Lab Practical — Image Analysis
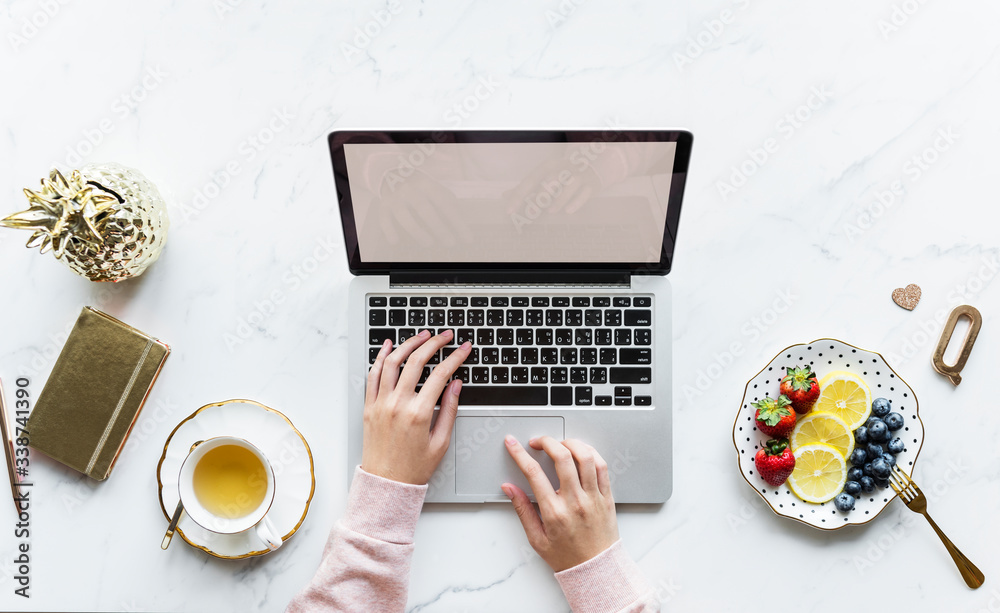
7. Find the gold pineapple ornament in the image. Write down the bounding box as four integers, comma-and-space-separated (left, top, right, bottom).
1, 163, 169, 282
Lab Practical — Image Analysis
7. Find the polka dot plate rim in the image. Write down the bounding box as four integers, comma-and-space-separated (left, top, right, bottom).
733, 338, 925, 531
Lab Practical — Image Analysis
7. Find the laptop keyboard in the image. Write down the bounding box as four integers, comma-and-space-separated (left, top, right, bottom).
367, 294, 654, 407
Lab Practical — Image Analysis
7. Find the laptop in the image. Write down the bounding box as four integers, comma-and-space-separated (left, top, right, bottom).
329, 129, 692, 503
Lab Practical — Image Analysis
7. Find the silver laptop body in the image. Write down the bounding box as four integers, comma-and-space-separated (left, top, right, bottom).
330, 129, 692, 503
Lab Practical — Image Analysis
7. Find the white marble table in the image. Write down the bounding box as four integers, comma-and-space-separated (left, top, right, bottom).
2, 0, 999, 611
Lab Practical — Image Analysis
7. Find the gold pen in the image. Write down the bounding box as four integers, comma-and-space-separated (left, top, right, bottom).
0, 378, 22, 514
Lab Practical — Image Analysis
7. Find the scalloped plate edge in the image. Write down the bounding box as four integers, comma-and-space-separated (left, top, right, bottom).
732, 338, 926, 531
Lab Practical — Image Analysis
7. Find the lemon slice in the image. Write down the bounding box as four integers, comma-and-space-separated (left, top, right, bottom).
791, 413, 855, 459
814, 371, 872, 430
787, 443, 847, 503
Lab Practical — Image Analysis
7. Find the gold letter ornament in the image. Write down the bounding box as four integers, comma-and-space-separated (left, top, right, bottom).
931, 305, 982, 386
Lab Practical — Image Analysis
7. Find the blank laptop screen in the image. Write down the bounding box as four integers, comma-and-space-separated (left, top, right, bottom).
341, 140, 677, 264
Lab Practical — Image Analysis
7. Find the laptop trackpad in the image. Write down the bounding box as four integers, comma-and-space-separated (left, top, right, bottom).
455, 416, 564, 498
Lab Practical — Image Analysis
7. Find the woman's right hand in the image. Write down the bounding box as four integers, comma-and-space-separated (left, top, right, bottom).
502, 436, 620, 572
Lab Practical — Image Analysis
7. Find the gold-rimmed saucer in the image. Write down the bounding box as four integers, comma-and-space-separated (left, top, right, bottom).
157, 399, 315, 558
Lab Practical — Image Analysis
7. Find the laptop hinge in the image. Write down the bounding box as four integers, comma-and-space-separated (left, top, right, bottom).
389, 270, 631, 287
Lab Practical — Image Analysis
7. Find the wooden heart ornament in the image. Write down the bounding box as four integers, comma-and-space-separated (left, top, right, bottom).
891, 284, 921, 310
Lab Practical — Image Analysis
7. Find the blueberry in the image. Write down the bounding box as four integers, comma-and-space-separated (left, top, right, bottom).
860, 476, 876, 493
884, 412, 904, 431
867, 442, 885, 458
849, 448, 867, 466
869, 420, 890, 442
834, 493, 856, 512
854, 426, 869, 445
881, 452, 896, 467
844, 480, 862, 496
887, 437, 905, 454
871, 397, 891, 417
865, 416, 884, 430
875, 477, 890, 489
848, 467, 864, 482
863, 462, 874, 477
871, 457, 890, 479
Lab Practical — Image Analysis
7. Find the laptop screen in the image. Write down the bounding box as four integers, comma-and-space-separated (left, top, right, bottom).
329, 130, 692, 274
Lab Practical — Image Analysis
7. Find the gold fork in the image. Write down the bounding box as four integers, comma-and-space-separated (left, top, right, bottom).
888, 464, 984, 588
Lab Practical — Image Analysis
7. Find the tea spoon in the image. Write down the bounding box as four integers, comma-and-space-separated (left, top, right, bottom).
160, 501, 184, 550
161, 441, 203, 551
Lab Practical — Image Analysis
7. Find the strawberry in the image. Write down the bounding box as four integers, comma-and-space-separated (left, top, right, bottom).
780, 365, 820, 414
752, 395, 796, 438
754, 438, 796, 486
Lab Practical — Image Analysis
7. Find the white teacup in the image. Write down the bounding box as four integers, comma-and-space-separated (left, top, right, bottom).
178, 436, 282, 551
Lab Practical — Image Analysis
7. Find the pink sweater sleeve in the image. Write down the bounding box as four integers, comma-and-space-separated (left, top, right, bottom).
555, 540, 660, 613
285, 467, 427, 613
286, 468, 658, 613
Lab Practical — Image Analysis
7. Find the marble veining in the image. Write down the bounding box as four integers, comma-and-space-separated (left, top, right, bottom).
1, 0, 999, 611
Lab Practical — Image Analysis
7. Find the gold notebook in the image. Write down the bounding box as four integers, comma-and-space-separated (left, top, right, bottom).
28, 307, 169, 480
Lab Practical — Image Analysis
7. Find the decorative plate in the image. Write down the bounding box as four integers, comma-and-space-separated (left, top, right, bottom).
733, 339, 924, 530
157, 399, 315, 558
